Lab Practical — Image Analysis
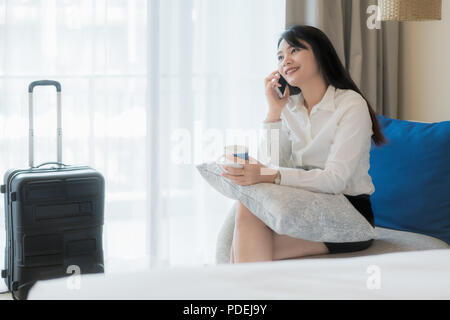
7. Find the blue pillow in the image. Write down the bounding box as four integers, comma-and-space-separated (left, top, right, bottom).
369, 115, 450, 245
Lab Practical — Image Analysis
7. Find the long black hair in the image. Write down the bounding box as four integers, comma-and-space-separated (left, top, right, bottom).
278, 24, 387, 147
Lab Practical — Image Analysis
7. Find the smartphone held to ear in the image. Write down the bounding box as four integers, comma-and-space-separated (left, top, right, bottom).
275, 74, 288, 99
274, 74, 301, 98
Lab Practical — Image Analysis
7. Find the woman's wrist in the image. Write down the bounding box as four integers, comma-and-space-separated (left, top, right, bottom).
265, 111, 281, 122
260, 168, 279, 184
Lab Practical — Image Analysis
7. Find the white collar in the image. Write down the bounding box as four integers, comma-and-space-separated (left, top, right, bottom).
286, 85, 336, 113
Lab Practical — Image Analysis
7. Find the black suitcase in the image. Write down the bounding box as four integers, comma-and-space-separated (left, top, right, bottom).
1, 80, 105, 300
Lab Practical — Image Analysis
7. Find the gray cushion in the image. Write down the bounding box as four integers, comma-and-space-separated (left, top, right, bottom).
216, 202, 450, 264
197, 161, 378, 243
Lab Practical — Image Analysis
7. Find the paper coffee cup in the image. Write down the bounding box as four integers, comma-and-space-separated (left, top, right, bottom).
224, 145, 249, 160
216, 145, 249, 174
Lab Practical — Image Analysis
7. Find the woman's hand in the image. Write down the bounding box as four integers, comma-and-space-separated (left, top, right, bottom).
221, 155, 279, 186
264, 70, 290, 120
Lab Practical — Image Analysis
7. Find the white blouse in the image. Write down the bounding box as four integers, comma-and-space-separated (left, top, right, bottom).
258, 84, 375, 196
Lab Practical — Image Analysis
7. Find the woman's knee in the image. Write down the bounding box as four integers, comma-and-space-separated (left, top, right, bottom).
235, 202, 252, 225
235, 201, 269, 230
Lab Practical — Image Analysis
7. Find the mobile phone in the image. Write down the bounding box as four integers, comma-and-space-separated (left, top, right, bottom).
275, 74, 288, 99
275, 75, 302, 98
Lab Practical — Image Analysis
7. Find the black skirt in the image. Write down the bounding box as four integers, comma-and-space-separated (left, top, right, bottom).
323, 194, 375, 254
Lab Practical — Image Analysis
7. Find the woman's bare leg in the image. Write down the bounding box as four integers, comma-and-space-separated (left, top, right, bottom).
231, 201, 329, 263
230, 239, 235, 263
233, 201, 274, 263
272, 233, 329, 260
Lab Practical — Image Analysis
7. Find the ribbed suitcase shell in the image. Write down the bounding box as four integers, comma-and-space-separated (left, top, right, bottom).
2, 166, 105, 299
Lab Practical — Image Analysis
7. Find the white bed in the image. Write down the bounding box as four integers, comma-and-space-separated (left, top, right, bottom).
28, 248, 450, 300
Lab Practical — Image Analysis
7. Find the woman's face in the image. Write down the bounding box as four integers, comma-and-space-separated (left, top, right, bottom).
277, 38, 320, 87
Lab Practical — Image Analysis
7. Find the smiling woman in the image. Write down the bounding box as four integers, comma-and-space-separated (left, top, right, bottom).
226, 24, 388, 263
277, 40, 318, 91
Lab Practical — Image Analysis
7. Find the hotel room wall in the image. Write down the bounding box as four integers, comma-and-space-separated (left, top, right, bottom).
399, 0, 450, 122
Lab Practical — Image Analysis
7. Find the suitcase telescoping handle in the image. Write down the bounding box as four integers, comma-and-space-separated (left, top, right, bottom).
28, 80, 62, 168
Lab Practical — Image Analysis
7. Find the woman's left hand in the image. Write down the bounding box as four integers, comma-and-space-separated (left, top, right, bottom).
221, 155, 278, 186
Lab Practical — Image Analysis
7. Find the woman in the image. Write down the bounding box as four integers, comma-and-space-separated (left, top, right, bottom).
221, 25, 387, 263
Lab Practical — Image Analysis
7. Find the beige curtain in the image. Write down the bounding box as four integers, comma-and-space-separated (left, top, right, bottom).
285, 0, 399, 118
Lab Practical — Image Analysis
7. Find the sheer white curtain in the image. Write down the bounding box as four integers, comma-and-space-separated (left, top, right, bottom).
0, 0, 148, 277
0, 0, 285, 275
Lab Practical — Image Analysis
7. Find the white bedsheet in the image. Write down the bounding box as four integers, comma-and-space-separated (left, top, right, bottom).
28, 248, 450, 300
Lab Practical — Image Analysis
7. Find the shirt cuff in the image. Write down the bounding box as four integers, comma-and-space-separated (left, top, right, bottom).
277, 166, 300, 187
262, 119, 282, 129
